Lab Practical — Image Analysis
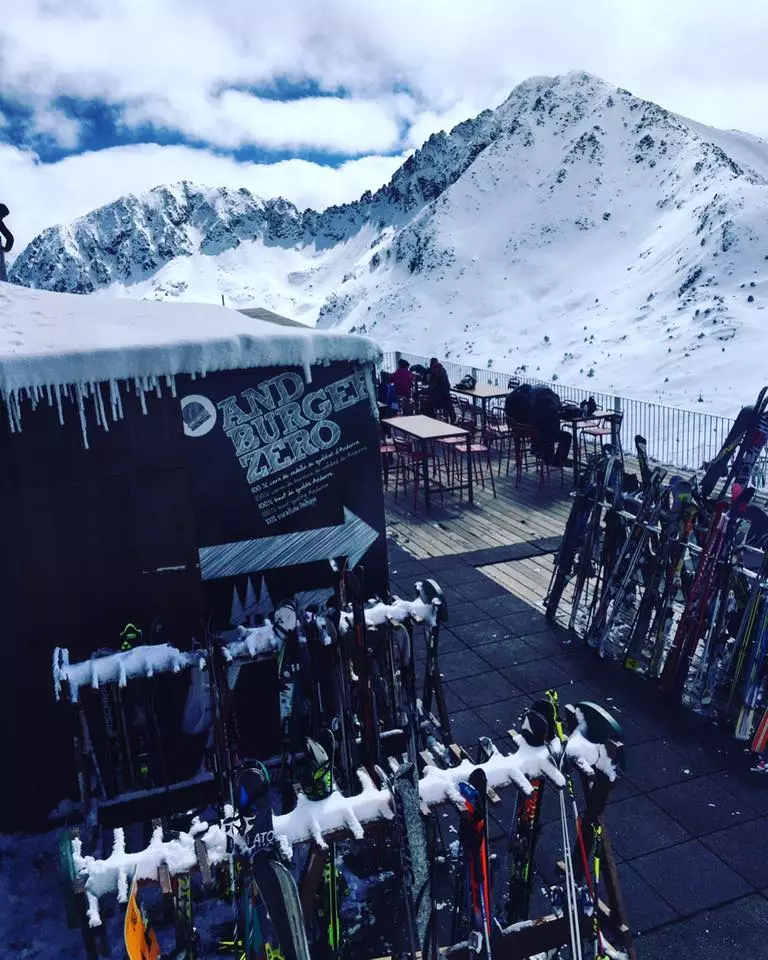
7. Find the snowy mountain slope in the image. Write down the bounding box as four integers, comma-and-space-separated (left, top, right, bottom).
10, 72, 768, 412
327, 73, 768, 409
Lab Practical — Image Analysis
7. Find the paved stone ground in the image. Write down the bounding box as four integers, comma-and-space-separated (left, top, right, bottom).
388, 540, 768, 960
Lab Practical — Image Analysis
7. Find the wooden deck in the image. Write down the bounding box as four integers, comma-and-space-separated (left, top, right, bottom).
385, 462, 572, 559
385, 459, 573, 615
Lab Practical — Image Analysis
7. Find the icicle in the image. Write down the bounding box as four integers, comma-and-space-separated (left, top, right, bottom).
54, 384, 64, 426
93, 385, 102, 429
136, 377, 148, 416
75, 383, 90, 449
166, 374, 177, 398
110, 378, 124, 421
118, 660, 127, 687
91, 660, 99, 690
45, 384, 52, 407
302, 348, 313, 385
95, 382, 109, 432
153, 375, 162, 399
11, 391, 22, 433
4, 391, 17, 433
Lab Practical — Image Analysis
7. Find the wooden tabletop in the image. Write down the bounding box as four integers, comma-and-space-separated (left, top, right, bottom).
451, 383, 511, 399
388, 415, 469, 441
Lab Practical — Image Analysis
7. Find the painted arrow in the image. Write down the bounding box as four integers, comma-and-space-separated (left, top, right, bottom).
198, 507, 379, 582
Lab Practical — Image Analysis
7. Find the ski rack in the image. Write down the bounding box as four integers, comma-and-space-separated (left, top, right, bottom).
61, 732, 567, 925
52, 625, 287, 829
59, 724, 634, 960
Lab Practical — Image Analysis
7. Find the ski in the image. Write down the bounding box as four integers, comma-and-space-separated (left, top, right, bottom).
545, 451, 606, 621
622, 478, 693, 672
304, 735, 342, 958
458, 768, 494, 958
393, 760, 433, 952
634, 434, 651, 490
502, 703, 552, 925
346, 566, 380, 774
586, 468, 666, 653
660, 485, 753, 699
375, 764, 420, 959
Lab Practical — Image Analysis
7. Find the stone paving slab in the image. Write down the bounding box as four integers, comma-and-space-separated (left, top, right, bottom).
402, 544, 768, 958
638, 895, 768, 960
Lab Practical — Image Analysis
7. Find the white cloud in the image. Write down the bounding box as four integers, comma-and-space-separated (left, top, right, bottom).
29, 106, 81, 149
5, 0, 768, 157
0, 141, 406, 254
4, 0, 768, 256
122, 91, 414, 154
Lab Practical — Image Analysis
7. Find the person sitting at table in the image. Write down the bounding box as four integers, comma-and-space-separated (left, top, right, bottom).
378, 371, 399, 420
422, 357, 456, 423
391, 358, 415, 414
530, 385, 572, 466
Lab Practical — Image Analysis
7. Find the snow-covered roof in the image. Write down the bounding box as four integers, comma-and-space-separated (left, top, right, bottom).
0, 282, 380, 398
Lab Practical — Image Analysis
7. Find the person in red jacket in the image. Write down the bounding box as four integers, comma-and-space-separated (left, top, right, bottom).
391, 359, 414, 413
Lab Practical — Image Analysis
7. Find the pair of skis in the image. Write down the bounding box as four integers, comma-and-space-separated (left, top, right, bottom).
546, 447, 622, 623
221, 762, 311, 960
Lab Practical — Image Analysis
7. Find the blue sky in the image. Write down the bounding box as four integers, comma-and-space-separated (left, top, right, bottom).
2, 1, 768, 254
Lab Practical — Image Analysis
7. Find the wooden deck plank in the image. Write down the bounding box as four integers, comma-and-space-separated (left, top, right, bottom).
384, 462, 573, 560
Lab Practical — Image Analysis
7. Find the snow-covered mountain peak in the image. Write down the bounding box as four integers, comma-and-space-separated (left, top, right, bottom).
9, 73, 768, 412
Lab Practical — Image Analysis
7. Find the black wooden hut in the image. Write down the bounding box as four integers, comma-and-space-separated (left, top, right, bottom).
0, 282, 386, 826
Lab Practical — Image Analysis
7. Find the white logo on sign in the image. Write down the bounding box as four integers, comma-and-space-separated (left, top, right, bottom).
181, 394, 217, 437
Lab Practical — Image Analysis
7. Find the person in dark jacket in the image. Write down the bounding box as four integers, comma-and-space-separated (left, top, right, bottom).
423, 357, 455, 422
530, 386, 571, 465
505, 383, 534, 425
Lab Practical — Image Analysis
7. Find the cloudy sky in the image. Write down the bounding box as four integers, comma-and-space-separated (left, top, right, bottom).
2, 0, 767, 253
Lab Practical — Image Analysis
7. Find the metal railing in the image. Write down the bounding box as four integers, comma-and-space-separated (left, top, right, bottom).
382, 349, 767, 486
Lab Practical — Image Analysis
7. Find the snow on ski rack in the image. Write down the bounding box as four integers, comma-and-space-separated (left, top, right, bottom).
53, 643, 200, 701
53, 624, 287, 701
65, 733, 566, 924
339, 589, 440, 633
0, 282, 380, 445
71, 819, 227, 926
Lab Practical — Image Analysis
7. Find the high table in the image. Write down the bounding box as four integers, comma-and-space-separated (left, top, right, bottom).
388, 415, 471, 509
451, 383, 511, 428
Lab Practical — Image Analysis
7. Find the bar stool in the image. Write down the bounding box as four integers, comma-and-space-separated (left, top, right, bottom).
380, 440, 397, 487
482, 408, 513, 476
507, 422, 547, 488
449, 428, 496, 498
580, 411, 624, 461
393, 436, 439, 506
